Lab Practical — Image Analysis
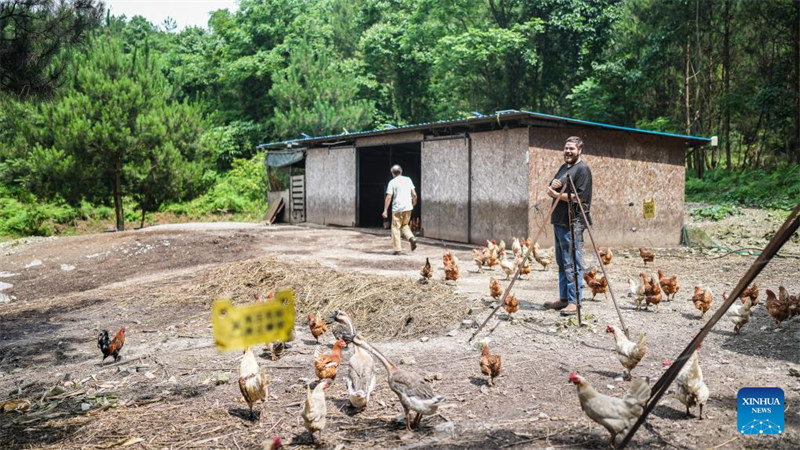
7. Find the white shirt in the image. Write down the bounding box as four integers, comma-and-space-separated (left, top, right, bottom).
386, 176, 415, 213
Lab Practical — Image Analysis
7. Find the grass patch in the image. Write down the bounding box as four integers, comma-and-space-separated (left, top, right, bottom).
686, 165, 800, 210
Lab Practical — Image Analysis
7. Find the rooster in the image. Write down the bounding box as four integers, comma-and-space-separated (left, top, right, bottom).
724, 292, 753, 334
489, 277, 502, 299
314, 340, 346, 380
480, 343, 502, 387
638, 247, 655, 266
657, 269, 679, 301
97, 326, 125, 363
599, 247, 613, 266
569, 373, 650, 448
503, 293, 519, 315
674, 346, 709, 420
690, 286, 713, 319
302, 379, 331, 445
308, 314, 328, 343
420, 257, 433, 283
239, 346, 270, 419
606, 325, 647, 380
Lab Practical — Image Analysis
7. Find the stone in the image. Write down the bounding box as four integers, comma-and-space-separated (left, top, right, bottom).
447, 330, 458, 337
80, 403, 91, 411
420, 336, 429, 343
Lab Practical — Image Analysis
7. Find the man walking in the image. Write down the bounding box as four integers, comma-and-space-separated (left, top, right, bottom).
382, 165, 418, 255
543, 136, 593, 316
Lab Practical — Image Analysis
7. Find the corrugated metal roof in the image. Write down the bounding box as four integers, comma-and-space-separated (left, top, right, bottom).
258, 109, 712, 149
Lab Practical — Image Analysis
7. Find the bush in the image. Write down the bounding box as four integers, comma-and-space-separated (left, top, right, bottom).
686, 165, 800, 210
0, 194, 77, 236
690, 204, 742, 221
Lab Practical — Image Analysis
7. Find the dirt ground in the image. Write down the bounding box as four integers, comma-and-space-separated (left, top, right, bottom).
1, 206, 799, 449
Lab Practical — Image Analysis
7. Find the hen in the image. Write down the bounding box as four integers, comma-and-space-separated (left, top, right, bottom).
420, 257, 433, 283
638, 247, 655, 266
641, 273, 662, 312
517, 255, 532, 279
657, 269, 679, 301
606, 325, 647, 380
499, 255, 515, 280
532, 242, 552, 271
781, 286, 800, 318
569, 373, 650, 448
301, 379, 331, 445
308, 314, 328, 343
314, 340, 346, 380
347, 344, 376, 409
239, 347, 270, 419
503, 292, 519, 315
584, 267, 609, 301
511, 237, 522, 257
724, 292, 753, 334
443, 250, 460, 281
690, 286, 713, 320
599, 247, 613, 266
97, 326, 125, 363
489, 277, 503, 300
740, 282, 759, 307
674, 347, 709, 420
765, 288, 794, 326
480, 343, 502, 387
627, 276, 645, 311
256, 291, 287, 360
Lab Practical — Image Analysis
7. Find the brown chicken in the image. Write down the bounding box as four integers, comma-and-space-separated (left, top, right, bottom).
302, 379, 331, 445
239, 346, 270, 419
489, 277, 502, 299
657, 269, 680, 301
599, 247, 613, 265
740, 282, 759, 307
420, 257, 433, 282
308, 314, 328, 343
97, 326, 125, 363
480, 343, 502, 387
584, 267, 609, 301
473, 247, 489, 273
503, 292, 519, 314
314, 340, 346, 380
765, 289, 792, 326
691, 286, 713, 319
443, 250, 460, 281
517, 255, 532, 279
638, 247, 655, 266
784, 287, 800, 317
569, 373, 650, 448
642, 273, 662, 312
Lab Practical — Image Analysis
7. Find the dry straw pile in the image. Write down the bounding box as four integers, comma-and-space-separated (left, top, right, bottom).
186, 257, 469, 339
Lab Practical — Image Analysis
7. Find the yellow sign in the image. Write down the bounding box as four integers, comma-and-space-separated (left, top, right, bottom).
212, 289, 296, 352
643, 198, 656, 219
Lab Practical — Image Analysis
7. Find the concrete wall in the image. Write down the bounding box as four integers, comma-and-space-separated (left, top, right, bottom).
528, 128, 686, 247
421, 137, 469, 242
306, 146, 356, 226
470, 128, 529, 244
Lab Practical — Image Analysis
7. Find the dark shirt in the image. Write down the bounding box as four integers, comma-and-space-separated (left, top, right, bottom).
550, 160, 593, 227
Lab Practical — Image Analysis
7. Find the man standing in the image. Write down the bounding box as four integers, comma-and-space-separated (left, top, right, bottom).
382, 165, 418, 255
543, 136, 593, 316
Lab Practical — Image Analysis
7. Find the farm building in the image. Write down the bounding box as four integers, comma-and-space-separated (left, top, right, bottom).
259, 110, 710, 247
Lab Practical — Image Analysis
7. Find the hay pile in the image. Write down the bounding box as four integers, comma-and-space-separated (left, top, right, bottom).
185, 257, 469, 339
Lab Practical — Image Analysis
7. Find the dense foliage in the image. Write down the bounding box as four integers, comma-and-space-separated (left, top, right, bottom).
1, 0, 799, 237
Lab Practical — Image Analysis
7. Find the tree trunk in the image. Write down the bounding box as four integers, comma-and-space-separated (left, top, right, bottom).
114, 157, 124, 231
685, 34, 701, 178
723, 0, 732, 169
140, 206, 146, 229
795, 0, 800, 164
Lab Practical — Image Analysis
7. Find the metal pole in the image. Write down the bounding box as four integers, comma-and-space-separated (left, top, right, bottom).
566, 175, 581, 326
566, 176, 629, 338
618, 201, 800, 449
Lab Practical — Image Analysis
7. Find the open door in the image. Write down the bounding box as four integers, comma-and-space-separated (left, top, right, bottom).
421, 137, 470, 242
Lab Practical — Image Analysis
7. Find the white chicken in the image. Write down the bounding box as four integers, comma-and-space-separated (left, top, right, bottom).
239, 347, 270, 419
347, 344, 377, 409
627, 276, 645, 310
499, 254, 515, 280
301, 379, 331, 445
674, 350, 709, 420
569, 372, 650, 448
724, 292, 753, 334
606, 326, 647, 380
511, 237, 522, 257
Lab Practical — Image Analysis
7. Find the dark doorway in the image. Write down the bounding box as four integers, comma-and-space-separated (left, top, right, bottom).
357, 143, 421, 227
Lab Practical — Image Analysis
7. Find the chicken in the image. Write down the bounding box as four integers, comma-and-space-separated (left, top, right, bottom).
97, 326, 125, 363
740, 282, 759, 307
657, 269, 679, 301
472, 248, 488, 273
690, 286, 713, 320
498, 239, 507, 256
511, 237, 522, 257
480, 343, 502, 387
239, 346, 270, 419
674, 347, 709, 419
585, 267, 609, 301
517, 255, 532, 279
262, 436, 283, 450
308, 314, 328, 343
627, 276, 645, 311
569, 373, 651, 448
765, 288, 792, 326
420, 257, 433, 283
724, 291, 753, 334
641, 273, 662, 312
781, 286, 800, 317
532, 242, 552, 271
314, 340, 346, 380
443, 250, 460, 281
599, 247, 613, 266
638, 247, 655, 266
347, 344, 376, 409
254, 291, 286, 360
489, 277, 503, 299
499, 255, 515, 280
503, 292, 519, 315
606, 325, 647, 380
301, 379, 331, 445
